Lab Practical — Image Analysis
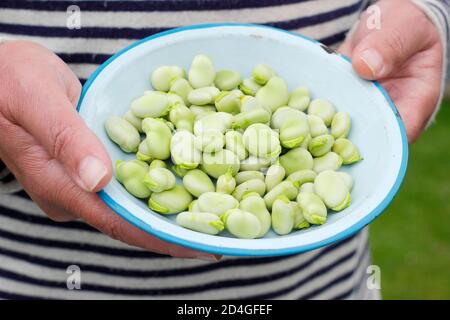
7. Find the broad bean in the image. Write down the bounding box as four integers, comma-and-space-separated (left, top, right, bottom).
116, 160, 151, 199
183, 169, 215, 197
297, 192, 327, 225
271, 196, 295, 235
314, 170, 351, 211
239, 192, 271, 238
197, 192, 239, 215
176, 211, 224, 235
188, 54, 215, 88
105, 115, 141, 153
148, 184, 193, 214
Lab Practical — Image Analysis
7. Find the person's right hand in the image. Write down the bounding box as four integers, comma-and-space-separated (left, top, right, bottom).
0, 40, 218, 261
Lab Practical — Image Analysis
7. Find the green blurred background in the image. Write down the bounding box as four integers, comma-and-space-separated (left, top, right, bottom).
370, 99, 450, 299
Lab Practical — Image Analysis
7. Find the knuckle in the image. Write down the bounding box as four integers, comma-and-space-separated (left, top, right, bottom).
101, 217, 126, 242
386, 30, 406, 58
51, 125, 75, 160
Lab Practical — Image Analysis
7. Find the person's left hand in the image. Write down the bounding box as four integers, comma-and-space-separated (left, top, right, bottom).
339, 0, 443, 143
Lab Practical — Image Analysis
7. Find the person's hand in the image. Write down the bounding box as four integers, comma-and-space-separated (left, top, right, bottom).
339, 0, 443, 143
0, 40, 218, 261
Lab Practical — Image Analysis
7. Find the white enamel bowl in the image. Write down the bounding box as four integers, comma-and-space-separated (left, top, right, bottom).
77, 24, 408, 256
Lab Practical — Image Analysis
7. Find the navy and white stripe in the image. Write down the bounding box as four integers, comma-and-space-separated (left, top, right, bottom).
1, 0, 447, 300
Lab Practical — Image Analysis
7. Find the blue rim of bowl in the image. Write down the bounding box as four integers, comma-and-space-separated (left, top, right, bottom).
76, 23, 408, 257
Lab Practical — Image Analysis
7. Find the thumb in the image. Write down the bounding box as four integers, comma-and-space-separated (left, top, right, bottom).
351, 10, 431, 80
13, 85, 113, 192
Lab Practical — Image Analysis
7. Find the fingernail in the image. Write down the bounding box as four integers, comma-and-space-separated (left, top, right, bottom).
360, 49, 384, 77
197, 254, 222, 262
78, 156, 108, 191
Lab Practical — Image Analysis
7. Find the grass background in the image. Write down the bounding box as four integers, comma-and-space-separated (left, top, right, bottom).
370, 100, 450, 299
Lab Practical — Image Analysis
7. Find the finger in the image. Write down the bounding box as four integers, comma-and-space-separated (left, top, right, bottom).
9, 81, 112, 193
0, 118, 76, 222
351, 2, 435, 80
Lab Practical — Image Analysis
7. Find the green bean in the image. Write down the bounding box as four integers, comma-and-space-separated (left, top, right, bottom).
143, 167, 176, 192
299, 182, 315, 193
214, 70, 241, 91
148, 184, 193, 214
194, 112, 233, 136
235, 171, 265, 185
123, 110, 143, 133
131, 91, 170, 118
308, 134, 335, 157
271, 195, 295, 235
331, 111, 351, 139
264, 180, 298, 210
265, 163, 285, 192
171, 130, 202, 169
197, 192, 239, 216
232, 178, 266, 201
224, 131, 248, 161
201, 149, 240, 179
291, 201, 310, 230
286, 169, 317, 188
115, 160, 151, 199
183, 169, 215, 197
307, 115, 328, 137
280, 116, 310, 148
270, 106, 307, 130
243, 123, 281, 159
222, 208, 261, 239
279, 147, 314, 176
149, 159, 167, 170
308, 98, 336, 126
232, 109, 271, 130
188, 86, 220, 105
194, 129, 225, 153
105, 115, 141, 153
176, 211, 224, 235
255, 76, 289, 112
141, 118, 172, 160
239, 155, 271, 172
215, 91, 241, 114
239, 192, 271, 238
136, 139, 152, 162
332, 138, 362, 165
252, 64, 276, 85
151, 65, 185, 92
313, 152, 342, 173
297, 192, 327, 225
169, 102, 195, 132
216, 168, 236, 194
314, 170, 351, 211
239, 78, 262, 96
169, 78, 193, 106
288, 87, 311, 111
188, 54, 215, 89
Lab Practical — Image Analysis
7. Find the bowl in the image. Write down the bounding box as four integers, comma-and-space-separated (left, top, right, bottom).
77, 23, 408, 256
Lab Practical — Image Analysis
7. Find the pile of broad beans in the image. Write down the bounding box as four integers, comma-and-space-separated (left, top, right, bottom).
105, 54, 361, 239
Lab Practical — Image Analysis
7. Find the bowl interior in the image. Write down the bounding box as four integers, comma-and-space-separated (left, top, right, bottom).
78, 24, 407, 256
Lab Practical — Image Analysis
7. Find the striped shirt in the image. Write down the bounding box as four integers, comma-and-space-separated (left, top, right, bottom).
0, 0, 448, 300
